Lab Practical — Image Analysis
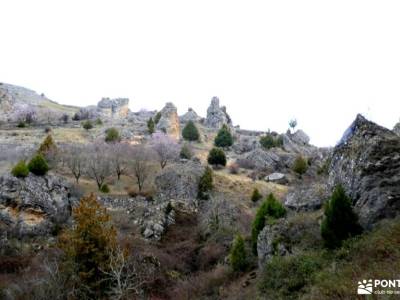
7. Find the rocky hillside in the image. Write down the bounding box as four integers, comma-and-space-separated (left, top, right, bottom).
1, 82, 400, 299
0, 83, 79, 123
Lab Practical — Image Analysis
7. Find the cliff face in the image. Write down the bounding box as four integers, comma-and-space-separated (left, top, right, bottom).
329, 114, 400, 228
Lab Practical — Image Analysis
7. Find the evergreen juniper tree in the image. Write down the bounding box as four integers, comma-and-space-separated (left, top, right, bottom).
321, 185, 362, 249
214, 124, 234, 147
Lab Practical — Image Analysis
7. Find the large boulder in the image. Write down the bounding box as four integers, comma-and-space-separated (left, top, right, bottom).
205, 97, 232, 129
291, 130, 310, 145
0, 174, 74, 237
155, 161, 204, 207
156, 102, 180, 140
329, 114, 400, 229
243, 148, 281, 171
284, 183, 329, 211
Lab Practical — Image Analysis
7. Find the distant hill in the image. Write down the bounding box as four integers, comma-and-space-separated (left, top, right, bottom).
0, 82, 79, 123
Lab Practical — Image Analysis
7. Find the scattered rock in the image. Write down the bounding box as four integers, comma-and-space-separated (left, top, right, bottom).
205, 97, 232, 128
265, 172, 287, 184
329, 114, 400, 229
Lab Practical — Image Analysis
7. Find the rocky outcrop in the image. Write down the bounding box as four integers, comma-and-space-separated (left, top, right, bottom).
257, 219, 289, 268
0, 174, 74, 237
97, 97, 130, 118
155, 161, 204, 208
180, 108, 201, 123
284, 183, 329, 211
205, 97, 232, 128
329, 114, 400, 228
232, 135, 259, 154
290, 130, 310, 145
394, 121, 400, 136
156, 102, 180, 140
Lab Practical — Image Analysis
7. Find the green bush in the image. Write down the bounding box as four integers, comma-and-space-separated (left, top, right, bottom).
17, 121, 26, 128
260, 134, 275, 149
260, 134, 284, 150
100, 184, 110, 193
214, 124, 233, 147
82, 120, 93, 131
95, 118, 103, 125
105, 127, 120, 143
28, 154, 49, 176
11, 160, 29, 178
251, 188, 262, 202
180, 144, 192, 159
207, 147, 227, 166
182, 121, 200, 141
251, 193, 286, 254
321, 185, 362, 249
198, 166, 213, 200
292, 155, 308, 177
258, 252, 323, 299
147, 117, 155, 134
229, 235, 248, 272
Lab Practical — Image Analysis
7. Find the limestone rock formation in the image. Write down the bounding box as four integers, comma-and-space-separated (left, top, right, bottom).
97, 97, 130, 118
284, 183, 329, 211
155, 160, 204, 207
291, 130, 310, 145
265, 172, 287, 184
205, 97, 232, 128
180, 108, 201, 123
156, 102, 180, 139
329, 114, 400, 228
394, 121, 400, 136
0, 174, 74, 237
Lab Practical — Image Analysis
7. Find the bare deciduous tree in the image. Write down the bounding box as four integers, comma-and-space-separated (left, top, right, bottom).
85, 142, 112, 189
110, 142, 131, 180
130, 145, 154, 192
150, 132, 180, 169
62, 143, 87, 183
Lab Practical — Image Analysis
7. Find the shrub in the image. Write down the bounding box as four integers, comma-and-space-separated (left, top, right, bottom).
154, 111, 162, 124
258, 252, 323, 299
214, 124, 233, 147
58, 193, 116, 297
100, 184, 110, 193
229, 235, 248, 272
207, 147, 227, 167
44, 127, 52, 133
17, 121, 26, 128
260, 134, 275, 149
180, 144, 193, 159
95, 118, 103, 125
251, 188, 262, 202
72, 113, 80, 121
105, 127, 120, 143
292, 155, 308, 177
251, 193, 286, 253
82, 120, 93, 130
61, 114, 69, 124
11, 160, 29, 178
182, 121, 200, 141
28, 154, 49, 176
38, 135, 57, 156
198, 166, 213, 200
321, 185, 362, 249
147, 117, 155, 134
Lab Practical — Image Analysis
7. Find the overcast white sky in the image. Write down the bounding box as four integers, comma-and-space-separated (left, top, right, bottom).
1, 0, 400, 146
